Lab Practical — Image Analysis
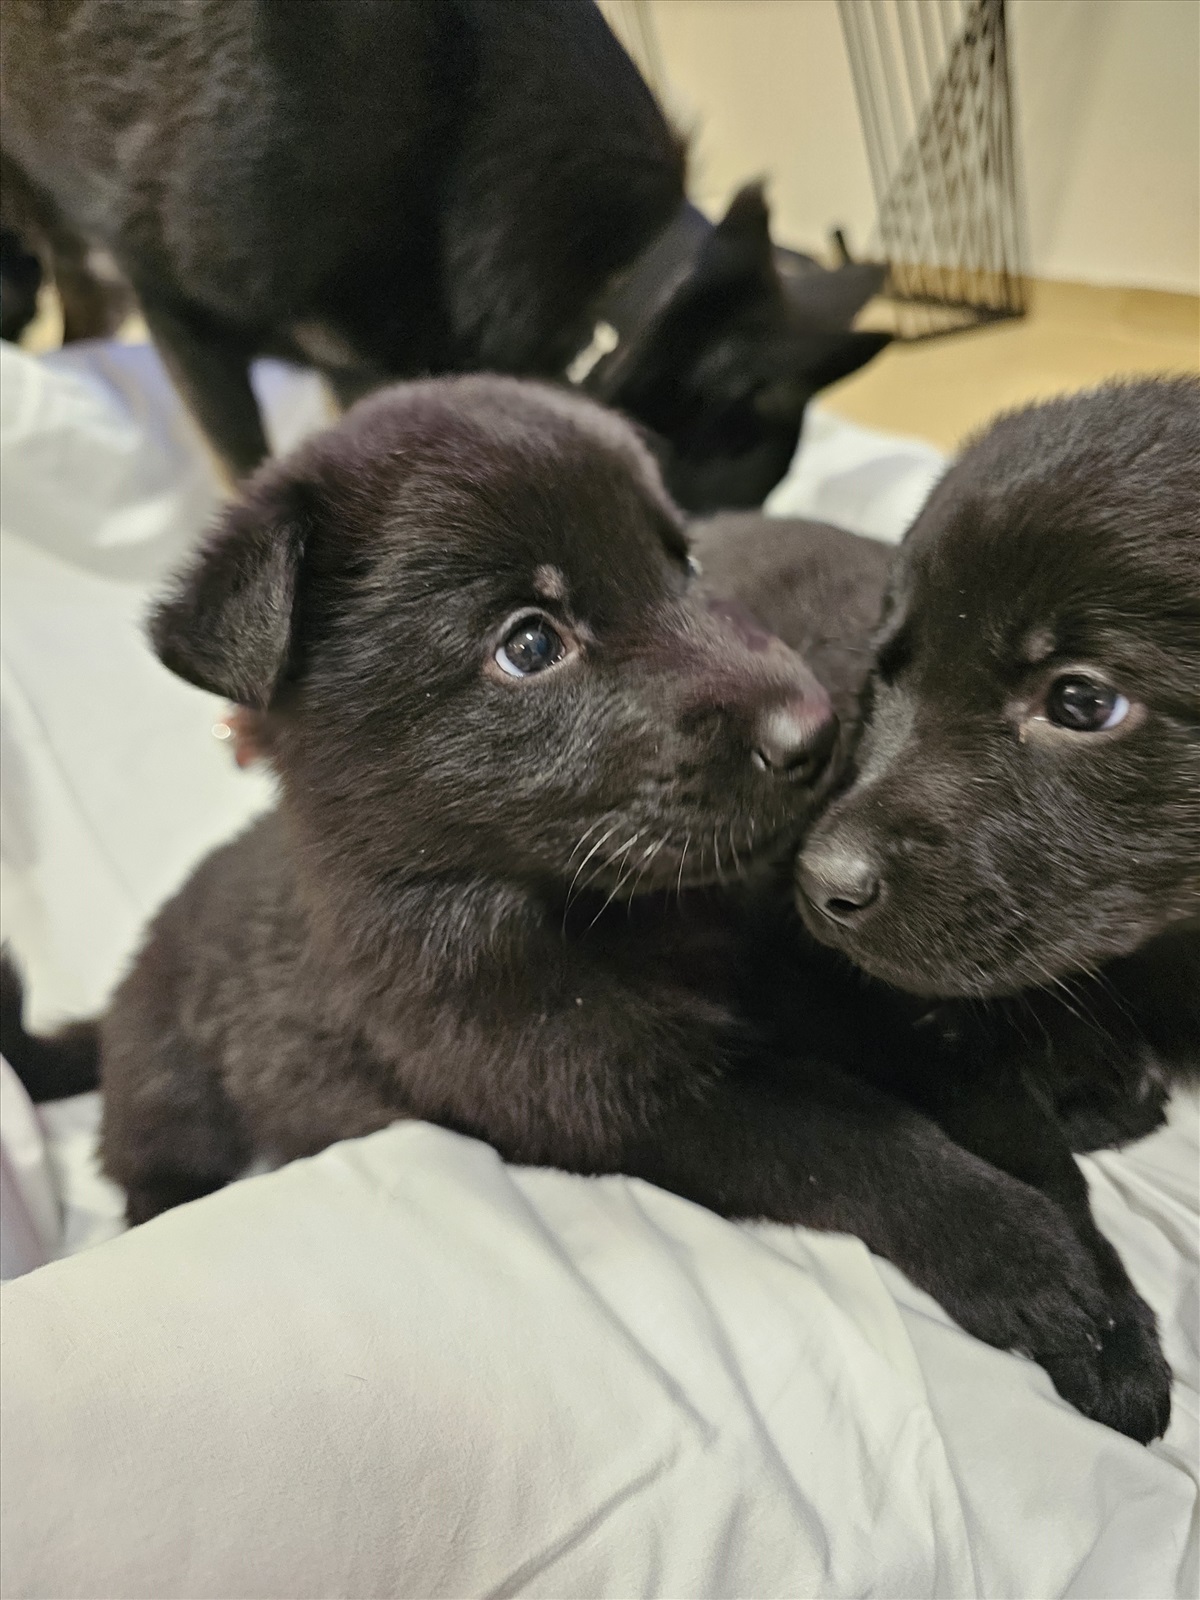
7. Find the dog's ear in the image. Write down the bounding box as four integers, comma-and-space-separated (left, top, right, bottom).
776, 329, 893, 407
697, 183, 776, 287
150, 479, 309, 709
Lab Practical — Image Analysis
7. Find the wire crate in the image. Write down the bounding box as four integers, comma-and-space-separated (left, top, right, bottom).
838, 0, 1027, 339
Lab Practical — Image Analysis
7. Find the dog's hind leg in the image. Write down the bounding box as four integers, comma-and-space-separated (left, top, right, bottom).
0, 152, 129, 343
133, 286, 269, 481
99, 1022, 254, 1227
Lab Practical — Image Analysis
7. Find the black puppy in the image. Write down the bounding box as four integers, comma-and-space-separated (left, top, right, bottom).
0, 0, 886, 505
0, 224, 41, 343
797, 379, 1200, 1148
3, 376, 1150, 1440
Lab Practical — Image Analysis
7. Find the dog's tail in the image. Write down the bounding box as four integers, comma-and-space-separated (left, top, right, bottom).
1, 951, 101, 1102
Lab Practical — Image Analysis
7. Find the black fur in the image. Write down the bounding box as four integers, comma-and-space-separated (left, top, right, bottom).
0, 0, 887, 506
0, 224, 41, 343
41, 375, 1162, 1440
0, 951, 100, 1100
797, 379, 1200, 1149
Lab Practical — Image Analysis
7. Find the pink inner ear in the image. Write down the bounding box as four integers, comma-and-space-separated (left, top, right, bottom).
213, 707, 266, 768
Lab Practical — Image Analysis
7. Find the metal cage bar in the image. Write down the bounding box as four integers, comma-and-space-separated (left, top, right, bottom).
838, 0, 1027, 339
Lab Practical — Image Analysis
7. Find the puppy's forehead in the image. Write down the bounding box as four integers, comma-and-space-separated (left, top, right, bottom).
345, 385, 687, 605
533, 564, 569, 603
905, 475, 1198, 657
1020, 627, 1057, 665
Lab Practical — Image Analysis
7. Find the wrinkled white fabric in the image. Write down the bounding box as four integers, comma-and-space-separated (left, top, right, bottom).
0, 341, 327, 1028
0, 340, 1195, 1598
765, 406, 945, 543
0, 1059, 59, 1278
2, 1105, 1196, 1600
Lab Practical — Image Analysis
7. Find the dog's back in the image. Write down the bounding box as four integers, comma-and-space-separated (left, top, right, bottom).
0, 1, 680, 365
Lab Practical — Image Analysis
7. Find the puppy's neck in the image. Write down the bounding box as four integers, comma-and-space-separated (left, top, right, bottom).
285, 821, 567, 995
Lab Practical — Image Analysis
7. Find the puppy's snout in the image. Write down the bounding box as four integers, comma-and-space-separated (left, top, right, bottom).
752, 693, 837, 780
798, 837, 881, 922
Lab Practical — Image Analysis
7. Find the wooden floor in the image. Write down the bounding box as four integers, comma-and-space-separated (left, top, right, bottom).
823, 279, 1200, 451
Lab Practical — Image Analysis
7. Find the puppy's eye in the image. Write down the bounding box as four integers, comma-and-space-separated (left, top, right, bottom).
496, 615, 566, 678
1046, 675, 1130, 733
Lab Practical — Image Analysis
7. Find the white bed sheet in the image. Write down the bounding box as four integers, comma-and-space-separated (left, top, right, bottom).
0, 340, 1195, 1598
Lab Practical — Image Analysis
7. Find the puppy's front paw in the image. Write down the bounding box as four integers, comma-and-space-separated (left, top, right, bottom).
1056, 1066, 1170, 1153
935, 1182, 1168, 1440
1088, 1233, 1173, 1443
1091, 1293, 1173, 1444
1032, 1016, 1173, 1154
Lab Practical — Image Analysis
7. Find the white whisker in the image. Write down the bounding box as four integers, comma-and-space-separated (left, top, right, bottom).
627, 835, 667, 910
587, 831, 647, 930
564, 821, 623, 911
675, 835, 691, 902
728, 820, 742, 878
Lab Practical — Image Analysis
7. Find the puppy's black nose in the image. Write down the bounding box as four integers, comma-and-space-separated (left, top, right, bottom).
798, 840, 881, 922
752, 695, 837, 780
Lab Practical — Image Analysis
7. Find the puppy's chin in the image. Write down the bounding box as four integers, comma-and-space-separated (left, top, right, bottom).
796, 886, 1177, 1001
570, 816, 804, 904
796, 910, 966, 997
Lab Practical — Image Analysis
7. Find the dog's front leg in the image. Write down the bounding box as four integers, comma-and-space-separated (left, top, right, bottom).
874, 1045, 1173, 1445
623, 1062, 1168, 1442
134, 285, 269, 482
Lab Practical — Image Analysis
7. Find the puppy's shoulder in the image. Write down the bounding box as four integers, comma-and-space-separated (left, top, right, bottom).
692, 514, 893, 713
112, 811, 298, 1017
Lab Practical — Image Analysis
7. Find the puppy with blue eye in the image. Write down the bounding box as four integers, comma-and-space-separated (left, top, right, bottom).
795, 378, 1199, 1148
12, 373, 1174, 1439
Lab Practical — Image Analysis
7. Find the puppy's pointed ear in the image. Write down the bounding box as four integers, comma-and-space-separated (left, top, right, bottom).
793, 328, 892, 395
699, 182, 776, 284
150, 480, 309, 709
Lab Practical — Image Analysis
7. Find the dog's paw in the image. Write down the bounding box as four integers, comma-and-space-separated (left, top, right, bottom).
1085, 1231, 1173, 1442
1090, 1290, 1173, 1443
1056, 1070, 1170, 1153
933, 1182, 1168, 1440
1033, 1016, 1174, 1154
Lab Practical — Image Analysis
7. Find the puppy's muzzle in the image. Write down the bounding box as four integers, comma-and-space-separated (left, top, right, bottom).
797, 836, 882, 923
752, 694, 837, 781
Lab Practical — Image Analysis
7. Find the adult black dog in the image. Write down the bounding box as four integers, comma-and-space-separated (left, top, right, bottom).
797, 379, 1200, 1152
0, 0, 887, 506
5, 375, 1171, 1441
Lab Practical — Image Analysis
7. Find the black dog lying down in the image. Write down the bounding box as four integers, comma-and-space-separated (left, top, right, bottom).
7, 375, 1170, 1441
797, 379, 1200, 1149
0, 0, 885, 506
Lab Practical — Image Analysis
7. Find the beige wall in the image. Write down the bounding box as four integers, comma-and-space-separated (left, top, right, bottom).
602, 0, 1200, 295
1013, 0, 1199, 292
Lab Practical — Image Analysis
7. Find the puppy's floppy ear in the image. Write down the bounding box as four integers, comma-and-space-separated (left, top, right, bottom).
150, 478, 309, 709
